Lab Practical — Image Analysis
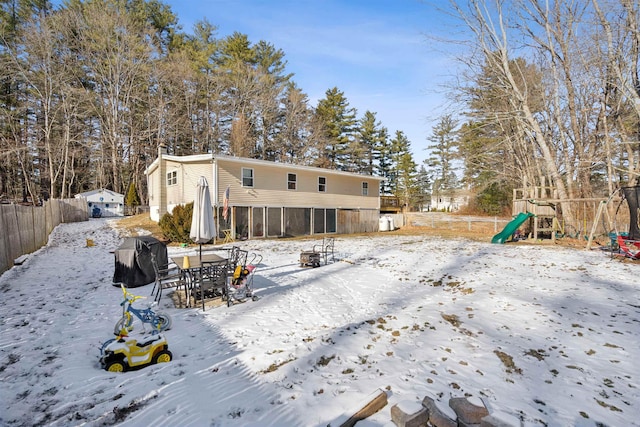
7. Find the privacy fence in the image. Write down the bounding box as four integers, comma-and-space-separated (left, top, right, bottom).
0, 198, 88, 275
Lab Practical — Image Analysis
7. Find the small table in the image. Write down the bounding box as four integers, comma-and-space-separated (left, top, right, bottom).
171, 253, 227, 307
175, 253, 225, 269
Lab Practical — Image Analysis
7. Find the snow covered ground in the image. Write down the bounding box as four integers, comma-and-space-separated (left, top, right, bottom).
0, 218, 638, 427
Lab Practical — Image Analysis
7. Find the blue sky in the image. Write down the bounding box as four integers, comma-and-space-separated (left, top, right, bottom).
167, 0, 461, 164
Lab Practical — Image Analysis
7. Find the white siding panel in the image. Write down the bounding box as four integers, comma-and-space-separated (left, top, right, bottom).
166, 159, 214, 207
216, 159, 379, 209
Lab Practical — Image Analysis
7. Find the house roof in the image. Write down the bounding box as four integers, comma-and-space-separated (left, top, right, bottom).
75, 189, 124, 199
145, 153, 385, 181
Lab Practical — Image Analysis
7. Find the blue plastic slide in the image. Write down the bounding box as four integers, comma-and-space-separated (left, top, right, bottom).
491, 212, 534, 244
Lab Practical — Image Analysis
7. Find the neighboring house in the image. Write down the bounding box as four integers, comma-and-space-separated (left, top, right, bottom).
75, 189, 125, 217
145, 146, 384, 239
428, 190, 470, 212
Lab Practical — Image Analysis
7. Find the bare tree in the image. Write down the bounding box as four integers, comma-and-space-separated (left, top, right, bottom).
277, 84, 312, 162
592, 0, 640, 186
71, 0, 153, 193
7, 11, 63, 199
451, 1, 573, 206
451, 0, 640, 204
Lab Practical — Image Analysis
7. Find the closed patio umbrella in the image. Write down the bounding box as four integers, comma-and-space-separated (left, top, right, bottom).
190, 176, 216, 260
190, 176, 216, 309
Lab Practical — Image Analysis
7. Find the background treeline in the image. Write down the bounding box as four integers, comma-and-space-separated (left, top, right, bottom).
1, 0, 639, 219
0, 0, 424, 209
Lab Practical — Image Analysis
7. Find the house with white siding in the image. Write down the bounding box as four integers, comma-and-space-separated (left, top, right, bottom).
75, 189, 124, 217
145, 146, 384, 239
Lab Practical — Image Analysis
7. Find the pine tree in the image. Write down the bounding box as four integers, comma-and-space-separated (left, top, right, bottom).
390, 131, 418, 210
426, 115, 459, 209
414, 165, 432, 211
314, 87, 357, 170
125, 181, 141, 211
356, 110, 384, 175
457, 121, 511, 214
375, 127, 394, 194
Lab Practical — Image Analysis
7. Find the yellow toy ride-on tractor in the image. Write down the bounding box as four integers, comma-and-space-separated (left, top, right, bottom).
100, 330, 172, 372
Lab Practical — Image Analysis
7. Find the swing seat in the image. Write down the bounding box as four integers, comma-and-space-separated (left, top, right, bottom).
617, 235, 640, 260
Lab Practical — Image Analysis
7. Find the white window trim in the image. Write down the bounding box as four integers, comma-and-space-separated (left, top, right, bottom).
167, 170, 177, 186
362, 181, 368, 196
318, 176, 326, 192
287, 173, 297, 190
242, 167, 254, 188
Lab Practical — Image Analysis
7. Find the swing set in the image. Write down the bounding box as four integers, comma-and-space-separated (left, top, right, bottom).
586, 186, 640, 259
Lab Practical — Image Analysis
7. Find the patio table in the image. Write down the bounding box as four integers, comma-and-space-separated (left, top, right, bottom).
171, 253, 227, 308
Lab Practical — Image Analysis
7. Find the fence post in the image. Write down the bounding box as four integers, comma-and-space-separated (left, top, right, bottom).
468, 217, 471, 231
0, 205, 8, 274
494, 217, 498, 232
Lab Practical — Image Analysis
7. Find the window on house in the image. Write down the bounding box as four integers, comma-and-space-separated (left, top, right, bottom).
287, 173, 297, 190
362, 182, 368, 196
167, 170, 177, 186
318, 176, 326, 192
242, 168, 254, 187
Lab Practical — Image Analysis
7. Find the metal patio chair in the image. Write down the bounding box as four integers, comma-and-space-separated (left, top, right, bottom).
150, 252, 184, 302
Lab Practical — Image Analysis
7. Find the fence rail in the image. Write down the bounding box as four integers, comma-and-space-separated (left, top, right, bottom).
405, 212, 618, 243
406, 212, 510, 233
0, 198, 88, 275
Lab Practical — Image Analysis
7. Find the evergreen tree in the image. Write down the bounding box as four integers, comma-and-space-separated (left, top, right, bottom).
126, 0, 179, 54
177, 19, 222, 155
252, 39, 292, 160
414, 164, 431, 211
375, 127, 394, 194
390, 130, 418, 210
356, 110, 384, 175
314, 87, 357, 170
457, 121, 511, 214
426, 115, 459, 207
216, 32, 292, 160
0, 0, 416, 204
125, 181, 141, 210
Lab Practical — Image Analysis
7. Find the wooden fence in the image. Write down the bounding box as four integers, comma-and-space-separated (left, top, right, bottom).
0, 198, 88, 275
334, 211, 406, 234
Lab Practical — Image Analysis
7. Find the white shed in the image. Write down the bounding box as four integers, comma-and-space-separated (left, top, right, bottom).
75, 189, 125, 217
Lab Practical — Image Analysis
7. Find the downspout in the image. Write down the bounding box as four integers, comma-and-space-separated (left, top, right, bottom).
212, 155, 218, 207
158, 144, 167, 218
212, 154, 218, 239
